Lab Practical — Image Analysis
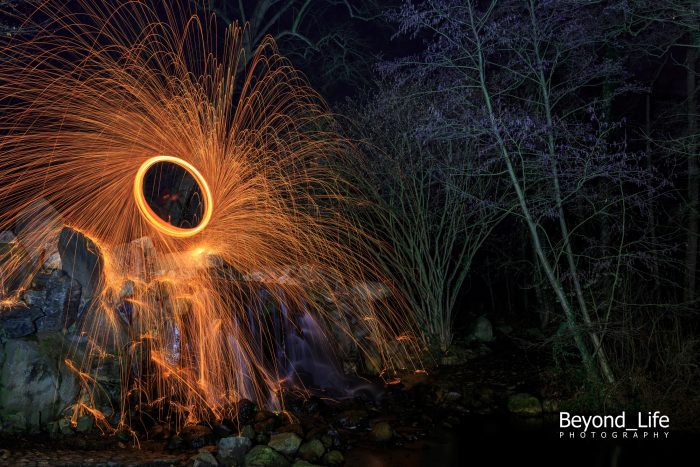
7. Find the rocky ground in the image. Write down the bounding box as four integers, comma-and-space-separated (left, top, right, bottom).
0, 324, 563, 467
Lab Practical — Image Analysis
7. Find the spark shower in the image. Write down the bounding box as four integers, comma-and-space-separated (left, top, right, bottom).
0, 0, 420, 430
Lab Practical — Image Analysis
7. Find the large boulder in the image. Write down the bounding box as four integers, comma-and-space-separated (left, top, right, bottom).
244, 445, 290, 467
0, 304, 42, 338
0, 335, 79, 432
468, 316, 494, 343
268, 432, 302, 456
218, 435, 252, 466
58, 227, 104, 300
507, 393, 543, 416
23, 270, 81, 333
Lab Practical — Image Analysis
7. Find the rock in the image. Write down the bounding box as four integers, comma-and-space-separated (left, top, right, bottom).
370, 421, 393, 442
323, 450, 344, 466
23, 270, 81, 333
75, 415, 94, 433
0, 336, 79, 432
167, 435, 184, 450
337, 409, 368, 428
43, 252, 62, 271
193, 451, 219, 467
268, 432, 302, 456
297, 439, 324, 462
292, 462, 322, 467
0, 304, 42, 338
468, 316, 493, 342
440, 346, 473, 366
218, 436, 251, 466
113, 237, 156, 280
58, 227, 104, 300
181, 425, 214, 449
58, 417, 73, 435
244, 445, 290, 467
507, 393, 542, 416
240, 424, 256, 440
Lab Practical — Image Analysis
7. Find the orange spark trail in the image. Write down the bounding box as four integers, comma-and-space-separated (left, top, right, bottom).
0, 0, 422, 428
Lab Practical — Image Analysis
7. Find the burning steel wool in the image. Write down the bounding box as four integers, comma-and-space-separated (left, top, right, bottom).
0, 0, 420, 432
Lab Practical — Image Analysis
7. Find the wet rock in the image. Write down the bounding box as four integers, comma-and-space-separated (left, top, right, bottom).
58, 227, 104, 300
297, 439, 324, 462
0, 335, 79, 432
244, 445, 290, 467
507, 393, 542, 416
323, 450, 344, 466
370, 421, 393, 442
0, 304, 42, 338
218, 436, 251, 466
468, 316, 493, 342
193, 451, 219, 467
268, 432, 302, 456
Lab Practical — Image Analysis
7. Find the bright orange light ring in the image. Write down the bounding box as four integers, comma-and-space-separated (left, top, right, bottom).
134, 156, 213, 238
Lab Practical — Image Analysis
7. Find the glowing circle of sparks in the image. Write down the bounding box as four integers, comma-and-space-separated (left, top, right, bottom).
134, 156, 213, 238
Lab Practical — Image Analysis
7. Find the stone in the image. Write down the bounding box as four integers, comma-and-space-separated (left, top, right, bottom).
58, 417, 73, 435
218, 436, 251, 466
268, 432, 302, 456
297, 439, 324, 462
370, 421, 393, 442
468, 316, 493, 342
58, 227, 104, 300
43, 252, 62, 271
75, 415, 93, 433
181, 424, 214, 449
0, 337, 79, 432
193, 451, 219, 467
337, 409, 368, 428
244, 445, 290, 467
440, 346, 473, 366
507, 393, 542, 416
323, 450, 344, 466
240, 424, 256, 440
113, 237, 157, 280
0, 304, 41, 338
23, 270, 81, 333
